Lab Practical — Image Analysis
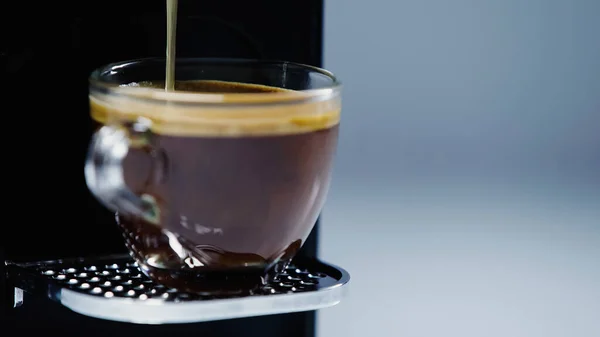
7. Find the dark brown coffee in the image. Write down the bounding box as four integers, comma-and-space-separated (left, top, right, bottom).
90, 80, 339, 294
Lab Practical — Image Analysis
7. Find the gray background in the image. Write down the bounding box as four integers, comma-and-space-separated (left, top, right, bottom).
318, 1, 600, 336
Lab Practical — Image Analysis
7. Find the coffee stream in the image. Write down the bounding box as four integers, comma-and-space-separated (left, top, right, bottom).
165, 0, 178, 91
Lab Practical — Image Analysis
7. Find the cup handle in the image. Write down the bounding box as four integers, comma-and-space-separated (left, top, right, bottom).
84, 118, 162, 225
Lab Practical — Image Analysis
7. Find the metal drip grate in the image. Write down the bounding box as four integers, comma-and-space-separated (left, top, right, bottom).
6, 255, 349, 324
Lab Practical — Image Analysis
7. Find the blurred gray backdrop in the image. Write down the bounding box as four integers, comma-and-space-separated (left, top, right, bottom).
318, 1, 600, 336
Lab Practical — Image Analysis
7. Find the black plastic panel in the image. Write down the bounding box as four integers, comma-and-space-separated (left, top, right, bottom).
0, 1, 325, 336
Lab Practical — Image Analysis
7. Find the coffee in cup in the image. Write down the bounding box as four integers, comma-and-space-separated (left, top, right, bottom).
85, 58, 341, 294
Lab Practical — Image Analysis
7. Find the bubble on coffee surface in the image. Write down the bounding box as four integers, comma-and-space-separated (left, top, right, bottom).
119, 81, 156, 88
91, 80, 341, 137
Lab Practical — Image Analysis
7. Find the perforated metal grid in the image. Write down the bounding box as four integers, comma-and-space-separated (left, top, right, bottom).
38, 260, 328, 301
7, 255, 349, 324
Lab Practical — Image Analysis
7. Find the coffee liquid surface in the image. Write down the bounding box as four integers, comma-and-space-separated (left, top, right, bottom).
91, 79, 340, 137
91, 80, 339, 294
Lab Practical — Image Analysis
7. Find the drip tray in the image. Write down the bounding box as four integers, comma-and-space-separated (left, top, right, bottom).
5, 255, 349, 324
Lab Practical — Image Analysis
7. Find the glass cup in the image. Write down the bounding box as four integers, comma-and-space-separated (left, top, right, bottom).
84, 58, 341, 295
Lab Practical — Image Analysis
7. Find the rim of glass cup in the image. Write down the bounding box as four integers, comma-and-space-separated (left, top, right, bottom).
89, 58, 342, 107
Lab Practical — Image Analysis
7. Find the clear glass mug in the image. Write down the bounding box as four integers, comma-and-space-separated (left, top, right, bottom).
84, 58, 341, 295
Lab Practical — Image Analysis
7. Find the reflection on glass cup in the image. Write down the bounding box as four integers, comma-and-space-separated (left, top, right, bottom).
84, 58, 341, 295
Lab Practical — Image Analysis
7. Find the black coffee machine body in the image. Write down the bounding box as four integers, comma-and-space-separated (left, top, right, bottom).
1, 1, 347, 336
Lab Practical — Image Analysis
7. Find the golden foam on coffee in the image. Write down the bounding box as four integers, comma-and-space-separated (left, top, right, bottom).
90, 80, 341, 137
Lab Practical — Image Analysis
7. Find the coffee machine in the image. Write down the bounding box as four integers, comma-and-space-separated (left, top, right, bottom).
0, 1, 348, 336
